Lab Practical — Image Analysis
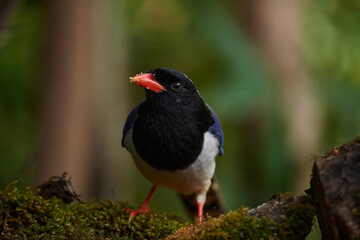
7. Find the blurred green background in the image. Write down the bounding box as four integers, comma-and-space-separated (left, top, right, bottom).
1, 0, 359, 238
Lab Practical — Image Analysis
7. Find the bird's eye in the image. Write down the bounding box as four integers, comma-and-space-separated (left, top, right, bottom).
171, 82, 183, 92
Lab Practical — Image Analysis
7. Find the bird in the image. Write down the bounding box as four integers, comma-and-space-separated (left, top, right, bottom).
122, 67, 224, 223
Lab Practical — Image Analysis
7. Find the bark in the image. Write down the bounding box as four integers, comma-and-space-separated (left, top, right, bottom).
311, 138, 360, 240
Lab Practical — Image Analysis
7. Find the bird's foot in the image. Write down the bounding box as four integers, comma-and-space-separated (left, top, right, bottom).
196, 202, 204, 225
127, 204, 150, 222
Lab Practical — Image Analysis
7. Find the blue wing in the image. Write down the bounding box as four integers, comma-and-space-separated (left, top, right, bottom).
122, 100, 145, 147
206, 104, 224, 156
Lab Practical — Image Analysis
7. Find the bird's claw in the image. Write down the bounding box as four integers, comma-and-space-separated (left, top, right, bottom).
127, 204, 150, 222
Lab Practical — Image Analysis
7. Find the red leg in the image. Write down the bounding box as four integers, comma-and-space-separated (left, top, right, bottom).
128, 185, 157, 222
197, 202, 204, 224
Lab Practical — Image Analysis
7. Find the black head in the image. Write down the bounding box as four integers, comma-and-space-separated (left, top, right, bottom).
146, 67, 200, 107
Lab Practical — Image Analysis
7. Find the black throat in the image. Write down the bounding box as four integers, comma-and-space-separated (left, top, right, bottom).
132, 98, 214, 171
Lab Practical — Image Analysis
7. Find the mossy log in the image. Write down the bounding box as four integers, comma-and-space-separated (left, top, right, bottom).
0, 176, 186, 239
0, 174, 315, 239
311, 137, 360, 240
168, 193, 315, 240
2, 137, 360, 239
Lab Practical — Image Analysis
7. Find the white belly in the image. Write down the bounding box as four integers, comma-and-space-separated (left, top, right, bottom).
123, 130, 218, 195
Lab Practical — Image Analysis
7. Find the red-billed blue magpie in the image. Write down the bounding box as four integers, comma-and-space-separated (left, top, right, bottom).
122, 67, 224, 223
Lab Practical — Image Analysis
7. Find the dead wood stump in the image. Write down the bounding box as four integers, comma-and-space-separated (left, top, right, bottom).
311, 138, 360, 240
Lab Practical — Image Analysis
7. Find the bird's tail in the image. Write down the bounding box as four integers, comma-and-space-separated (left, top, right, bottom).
179, 177, 226, 219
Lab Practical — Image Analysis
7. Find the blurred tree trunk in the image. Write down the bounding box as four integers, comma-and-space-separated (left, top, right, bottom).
36, 0, 95, 198
91, 1, 136, 201
240, 0, 321, 193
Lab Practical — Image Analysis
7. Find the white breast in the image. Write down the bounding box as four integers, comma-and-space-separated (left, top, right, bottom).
123, 130, 218, 196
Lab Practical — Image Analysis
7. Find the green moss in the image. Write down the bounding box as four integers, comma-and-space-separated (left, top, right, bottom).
168, 208, 277, 240
167, 193, 316, 240
0, 182, 187, 239
275, 193, 316, 239
0, 180, 315, 240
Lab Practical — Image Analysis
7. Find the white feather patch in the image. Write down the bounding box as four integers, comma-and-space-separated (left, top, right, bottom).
123, 130, 218, 196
